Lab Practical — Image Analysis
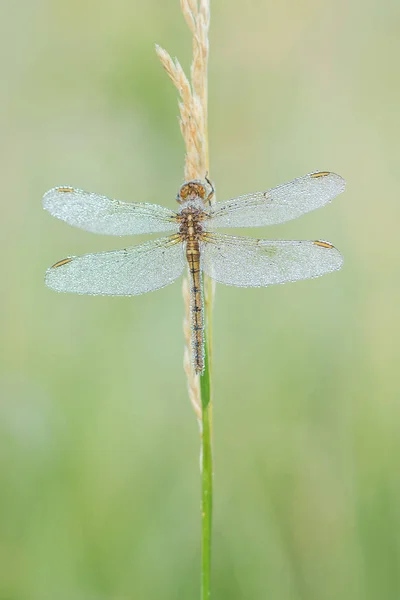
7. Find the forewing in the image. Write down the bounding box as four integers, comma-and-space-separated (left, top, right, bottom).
207, 172, 345, 229
43, 187, 179, 235
201, 233, 343, 287
45, 236, 185, 296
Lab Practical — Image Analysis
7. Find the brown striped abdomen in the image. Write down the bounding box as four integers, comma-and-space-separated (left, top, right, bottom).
186, 240, 204, 374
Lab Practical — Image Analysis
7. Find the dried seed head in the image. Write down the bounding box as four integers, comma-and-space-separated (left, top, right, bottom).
156, 0, 211, 417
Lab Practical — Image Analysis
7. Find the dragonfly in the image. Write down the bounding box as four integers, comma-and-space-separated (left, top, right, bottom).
43, 171, 345, 374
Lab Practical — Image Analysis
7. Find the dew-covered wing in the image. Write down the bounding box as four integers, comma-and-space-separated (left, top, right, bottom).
43, 187, 179, 235
207, 172, 345, 229
201, 233, 343, 286
45, 236, 185, 296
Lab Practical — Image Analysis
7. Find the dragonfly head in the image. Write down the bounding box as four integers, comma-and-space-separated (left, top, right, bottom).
176, 179, 211, 205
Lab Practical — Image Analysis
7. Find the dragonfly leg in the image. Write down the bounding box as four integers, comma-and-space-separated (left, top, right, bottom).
205, 173, 215, 205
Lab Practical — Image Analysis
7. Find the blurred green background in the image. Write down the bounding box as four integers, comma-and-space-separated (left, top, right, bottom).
1, 0, 400, 598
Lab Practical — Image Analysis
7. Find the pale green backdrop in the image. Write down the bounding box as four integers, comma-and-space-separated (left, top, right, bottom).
1, 0, 400, 598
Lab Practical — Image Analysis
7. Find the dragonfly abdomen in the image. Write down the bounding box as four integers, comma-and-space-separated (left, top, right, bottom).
186, 240, 204, 374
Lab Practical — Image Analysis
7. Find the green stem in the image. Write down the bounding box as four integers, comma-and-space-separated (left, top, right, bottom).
199, 276, 213, 599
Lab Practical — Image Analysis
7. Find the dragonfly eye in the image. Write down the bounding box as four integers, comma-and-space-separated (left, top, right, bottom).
177, 181, 207, 203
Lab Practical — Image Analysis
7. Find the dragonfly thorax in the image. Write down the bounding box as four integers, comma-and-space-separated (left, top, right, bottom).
178, 205, 207, 241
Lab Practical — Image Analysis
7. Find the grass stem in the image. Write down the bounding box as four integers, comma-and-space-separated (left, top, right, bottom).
156, 2, 212, 596
200, 298, 212, 598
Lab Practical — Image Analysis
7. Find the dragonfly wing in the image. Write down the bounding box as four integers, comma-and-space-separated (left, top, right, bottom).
43, 187, 179, 235
207, 172, 345, 229
201, 233, 343, 286
45, 236, 185, 295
